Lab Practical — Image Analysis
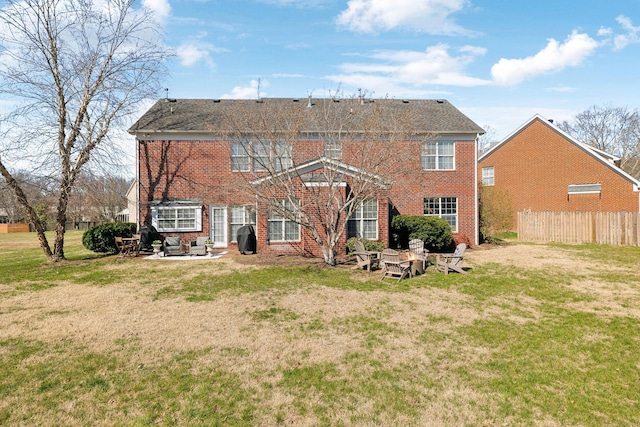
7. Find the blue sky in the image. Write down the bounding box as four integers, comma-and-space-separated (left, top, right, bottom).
143, 0, 640, 141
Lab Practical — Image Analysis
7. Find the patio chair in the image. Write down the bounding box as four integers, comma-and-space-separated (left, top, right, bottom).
163, 236, 183, 256
380, 248, 411, 281
189, 236, 208, 256
436, 243, 467, 274
353, 240, 380, 271
114, 236, 133, 257
408, 239, 428, 271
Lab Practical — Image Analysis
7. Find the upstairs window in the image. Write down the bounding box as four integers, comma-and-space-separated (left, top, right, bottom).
231, 139, 292, 172
324, 139, 342, 160
482, 166, 494, 186
421, 141, 455, 170
424, 197, 457, 232
231, 142, 250, 171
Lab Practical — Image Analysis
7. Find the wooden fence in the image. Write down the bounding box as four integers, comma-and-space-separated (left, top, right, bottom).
0, 223, 29, 233
518, 211, 640, 246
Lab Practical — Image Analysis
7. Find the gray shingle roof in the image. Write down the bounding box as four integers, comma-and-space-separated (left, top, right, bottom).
128, 98, 484, 135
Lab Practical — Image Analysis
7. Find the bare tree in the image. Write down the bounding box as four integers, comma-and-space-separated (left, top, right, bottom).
0, 0, 167, 261
477, 125, 499, 156
223, 96, 423, 266
557, 105, 640, 177
68, 172, 131, 222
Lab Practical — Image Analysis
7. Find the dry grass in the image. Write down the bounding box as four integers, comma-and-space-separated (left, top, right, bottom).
1, 233, 639, 426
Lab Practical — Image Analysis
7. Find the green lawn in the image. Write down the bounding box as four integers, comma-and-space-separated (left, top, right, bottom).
1, 231, 639, 426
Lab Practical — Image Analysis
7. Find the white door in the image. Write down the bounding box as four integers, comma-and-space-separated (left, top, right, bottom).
210, 206, 227, 247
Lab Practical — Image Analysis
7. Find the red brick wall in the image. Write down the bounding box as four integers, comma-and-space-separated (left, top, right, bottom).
138, 135, 478, 254
478, 118, 640, 229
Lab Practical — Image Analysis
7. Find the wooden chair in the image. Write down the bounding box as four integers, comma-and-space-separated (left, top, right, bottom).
115, 236, 133, 257
408, 239, 428, 271
380, 248, 411, 281
436, 243, 467, 274
353, 240, 380, 271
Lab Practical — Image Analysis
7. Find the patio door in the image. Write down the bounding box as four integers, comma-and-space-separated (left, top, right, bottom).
210, 206, 227, 247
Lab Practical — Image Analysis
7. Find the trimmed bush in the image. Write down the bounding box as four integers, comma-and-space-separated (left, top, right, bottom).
82, 222, 137, 254
391, 215, 453, 252
346, 237, 385, 254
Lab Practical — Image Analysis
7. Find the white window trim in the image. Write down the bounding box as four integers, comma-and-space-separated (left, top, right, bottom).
230, 205, 257, 243
348, 199, 379, 240
152, 205, 202, 232
482, 166, 495, 186
267, 200, 300, 242
231, 139, 292, 172
424, 197, 458, 233
231, 141, 250, 172
421, 140, 456, 171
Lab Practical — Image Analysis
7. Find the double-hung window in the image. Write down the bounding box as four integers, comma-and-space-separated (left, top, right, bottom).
230, 206, 257, 242
231, 142, 250, 171
268, 200, 300, 241
324, 139, 342, 160
421, 141, 455, 170
482, 166, 495, 186
152, 205, 202, 232
424, 197, 457, 232
274, 141, 293, 170
231, 139, 292, 172
347, 199, 378, 240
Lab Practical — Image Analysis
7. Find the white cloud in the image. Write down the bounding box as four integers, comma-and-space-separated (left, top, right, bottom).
221, 79, 268, 99
613, 15, 640, 50
176, 43, 212, 67
491, 31, 599, 86
327, 44, 491, 90
335, 0, 475, 35
175, 35, 227, 68
142, 0, 171, 22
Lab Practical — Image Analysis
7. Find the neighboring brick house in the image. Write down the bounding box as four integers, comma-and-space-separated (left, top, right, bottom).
478, 114, 640, 230
129, 97, 484, 256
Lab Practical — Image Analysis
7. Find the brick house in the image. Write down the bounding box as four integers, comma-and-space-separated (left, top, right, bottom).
478, 114, 640, 230
129, 97, 484, 256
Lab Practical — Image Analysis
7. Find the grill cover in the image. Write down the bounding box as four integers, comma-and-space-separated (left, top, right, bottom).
139, 224, 161, 251
237, 225, 256, 254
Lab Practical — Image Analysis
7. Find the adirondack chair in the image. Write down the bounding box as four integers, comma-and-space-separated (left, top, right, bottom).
436, 243, 467, 274
353, 240, 380, 271
408, 239, 427, 272
380, 248, 411, 281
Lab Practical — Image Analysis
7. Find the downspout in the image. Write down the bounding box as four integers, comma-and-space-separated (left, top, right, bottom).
135, 135, 141, 230
474, 133, 480, 246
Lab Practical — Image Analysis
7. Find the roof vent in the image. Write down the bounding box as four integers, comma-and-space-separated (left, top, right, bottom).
213, 99, 221, 103
402, 100, 409, 104
293, 99, 299, 102
436, 99, 444, 104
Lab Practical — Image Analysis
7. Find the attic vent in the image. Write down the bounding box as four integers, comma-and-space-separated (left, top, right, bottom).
402, 100, 409, 103
213, 99, 221, 103
333, 99, 340, 102
436, 99, 444, 104
568, 184, 601, 194
293, 99, 299, 102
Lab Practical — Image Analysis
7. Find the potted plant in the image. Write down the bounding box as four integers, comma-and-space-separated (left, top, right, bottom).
151, 240, 162, 257
204, 239, 215, 256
